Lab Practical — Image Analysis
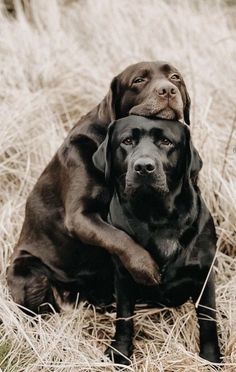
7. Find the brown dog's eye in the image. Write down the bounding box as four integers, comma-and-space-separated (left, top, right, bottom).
122, 137, 133, 145
160, 138, 172, 146
170, 73, 181, 81
132, 77, 145, 84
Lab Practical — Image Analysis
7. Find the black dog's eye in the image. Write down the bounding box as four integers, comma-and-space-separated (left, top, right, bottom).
170, 73, 181, 81
122, 137, 133, 146
160, 138, 172, 146
132, 77, 145, 84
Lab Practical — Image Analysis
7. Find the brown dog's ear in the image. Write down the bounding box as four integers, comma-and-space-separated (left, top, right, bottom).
183, 84, 191, 126
92, 121, 116, 181
184, 126, 202, 184
98, 77, 119, 123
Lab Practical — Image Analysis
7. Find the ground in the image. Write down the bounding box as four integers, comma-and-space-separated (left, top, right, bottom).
0, 0, 235, 371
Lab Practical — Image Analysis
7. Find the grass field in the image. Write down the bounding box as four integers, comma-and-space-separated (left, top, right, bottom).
0, 0, 235, 371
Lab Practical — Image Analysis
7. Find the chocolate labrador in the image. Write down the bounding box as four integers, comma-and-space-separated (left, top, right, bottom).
93, 115, 221, 365
7, 61, 191, 313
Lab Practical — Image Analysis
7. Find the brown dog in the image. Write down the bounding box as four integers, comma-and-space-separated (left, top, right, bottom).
7, 61, 191, 313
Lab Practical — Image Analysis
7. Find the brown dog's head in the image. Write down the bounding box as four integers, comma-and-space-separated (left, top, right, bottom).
99, 61, 191, 125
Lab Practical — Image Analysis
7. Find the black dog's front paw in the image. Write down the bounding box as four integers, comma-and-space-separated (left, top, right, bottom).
105, 340, 133, 365
200, 346, 222, 365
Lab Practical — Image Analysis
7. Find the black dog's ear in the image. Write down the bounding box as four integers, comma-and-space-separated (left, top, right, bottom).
184, 126, 203, 184
92, 121, 116, 181
98, 77, 120, 123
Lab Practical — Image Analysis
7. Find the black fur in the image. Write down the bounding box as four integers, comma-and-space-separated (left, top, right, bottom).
93, 115, 221, 366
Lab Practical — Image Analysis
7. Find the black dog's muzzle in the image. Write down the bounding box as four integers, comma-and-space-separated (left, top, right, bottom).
125, 154, 169, 197
133, 157, 156, 176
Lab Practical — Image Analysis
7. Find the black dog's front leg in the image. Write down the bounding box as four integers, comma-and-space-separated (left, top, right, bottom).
195, 272, 221, 364
106, 258, 135, 365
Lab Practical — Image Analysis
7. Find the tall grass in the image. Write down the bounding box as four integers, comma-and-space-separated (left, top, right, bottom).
0, 0, 235, 370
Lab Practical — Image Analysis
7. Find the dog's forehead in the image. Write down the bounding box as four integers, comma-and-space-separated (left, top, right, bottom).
114, 116, 185, 141
119, 61, 178, 79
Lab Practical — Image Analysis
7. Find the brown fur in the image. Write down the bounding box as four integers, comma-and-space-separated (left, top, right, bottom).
7, 61, 191, 313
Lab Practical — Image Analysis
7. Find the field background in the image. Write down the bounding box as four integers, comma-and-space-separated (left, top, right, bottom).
0, 0, 236, 371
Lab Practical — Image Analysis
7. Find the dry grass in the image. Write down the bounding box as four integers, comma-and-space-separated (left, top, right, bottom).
0, 0, 236, 371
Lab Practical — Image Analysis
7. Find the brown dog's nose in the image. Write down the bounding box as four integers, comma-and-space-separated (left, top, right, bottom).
157, 82, 177, 98
134, 158, 156, 175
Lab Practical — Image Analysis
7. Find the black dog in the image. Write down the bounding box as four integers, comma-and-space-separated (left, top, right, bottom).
93, 115, 221, 365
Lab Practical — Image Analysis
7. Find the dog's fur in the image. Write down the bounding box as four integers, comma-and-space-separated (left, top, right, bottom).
93, 115, 221, 365
7, 61, 191, 312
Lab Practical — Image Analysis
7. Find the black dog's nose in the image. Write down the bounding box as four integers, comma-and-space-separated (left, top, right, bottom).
134, 158, 156, 175
157, 83, 177, 98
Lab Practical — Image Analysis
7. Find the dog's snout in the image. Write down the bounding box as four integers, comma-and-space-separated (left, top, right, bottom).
156, 82, 177, 98
134, 158, 156, 175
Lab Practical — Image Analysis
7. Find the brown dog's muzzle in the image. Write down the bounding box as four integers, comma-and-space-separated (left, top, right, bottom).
129, 79, 184, 121
155, 81, 178, 99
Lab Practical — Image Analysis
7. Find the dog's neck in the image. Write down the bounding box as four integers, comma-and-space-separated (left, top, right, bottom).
114, 177, 196, 223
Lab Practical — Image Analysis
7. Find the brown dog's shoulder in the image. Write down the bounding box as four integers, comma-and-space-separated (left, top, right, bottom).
57, 129, 98, 171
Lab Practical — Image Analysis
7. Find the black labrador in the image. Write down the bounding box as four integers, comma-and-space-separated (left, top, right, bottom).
93, 115, 221, 365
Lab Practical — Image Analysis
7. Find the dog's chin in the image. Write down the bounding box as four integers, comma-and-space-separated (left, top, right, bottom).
155, 107, 177, 120
129, 103, 183, 121
124, 182, 169, 200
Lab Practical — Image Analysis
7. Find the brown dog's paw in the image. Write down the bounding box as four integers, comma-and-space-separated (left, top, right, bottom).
105, 341, 132, 365
124, 250, 161, 286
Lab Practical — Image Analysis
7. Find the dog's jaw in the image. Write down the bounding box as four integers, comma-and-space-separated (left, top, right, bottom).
129, 94, 184, 122
124, 181, 169, 201
124, 166, 169, 200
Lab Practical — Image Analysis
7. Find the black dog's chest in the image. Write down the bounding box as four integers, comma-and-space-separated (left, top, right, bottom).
136, 231, 204, 306
109, 195, 206, 306
125, 216, 182, 267
147, 232, 180, 264
135, 255, 204, 307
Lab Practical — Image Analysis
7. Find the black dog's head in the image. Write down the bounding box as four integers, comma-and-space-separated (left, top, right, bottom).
93, 116, 202, 201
